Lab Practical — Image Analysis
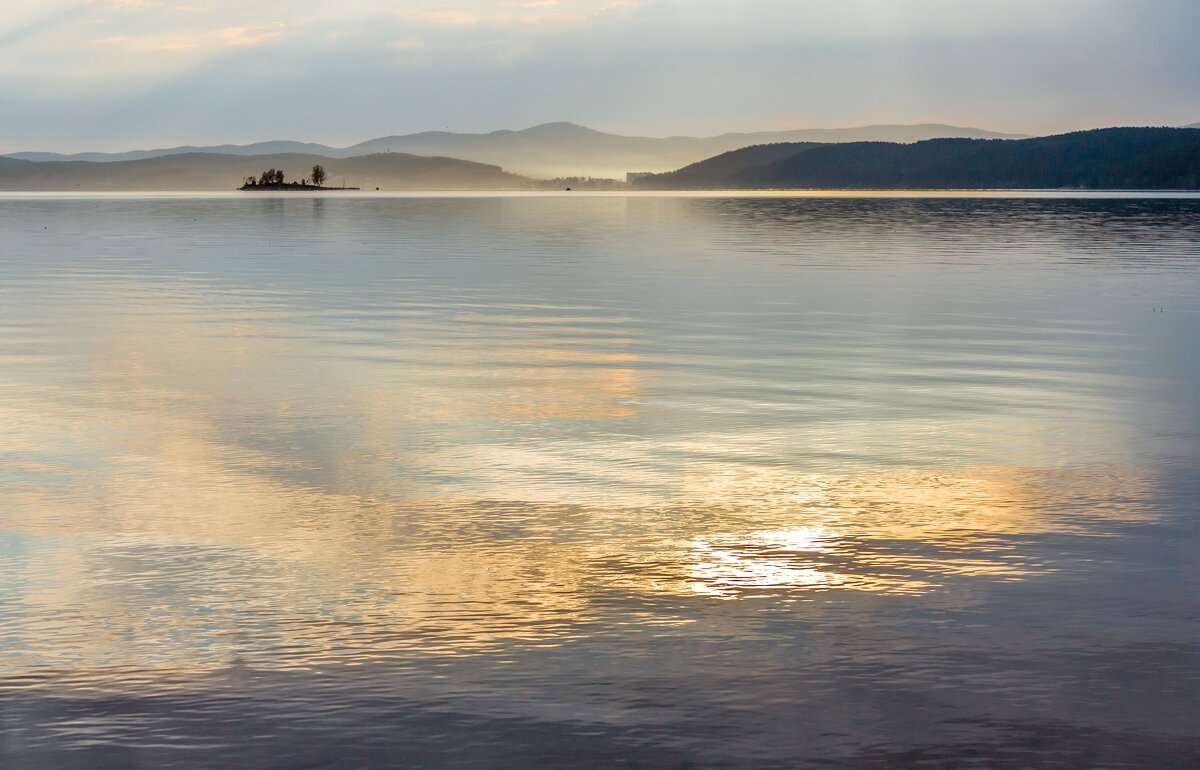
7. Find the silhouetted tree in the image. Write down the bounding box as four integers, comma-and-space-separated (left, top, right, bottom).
257, 169, 286, 186
311, 165, 327, 187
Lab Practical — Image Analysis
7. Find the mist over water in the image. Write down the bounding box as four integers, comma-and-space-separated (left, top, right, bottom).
2, 194, 1199, 768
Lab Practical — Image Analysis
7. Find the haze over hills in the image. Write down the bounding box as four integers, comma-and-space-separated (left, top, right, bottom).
5, 126, 1195, 192
0, 152, 527, 192
6, 141, 341, 164
636, 128, 1200, 190
6, 122, 1025, 179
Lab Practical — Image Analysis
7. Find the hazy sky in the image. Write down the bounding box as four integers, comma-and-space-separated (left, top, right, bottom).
2, 0, 1198, 152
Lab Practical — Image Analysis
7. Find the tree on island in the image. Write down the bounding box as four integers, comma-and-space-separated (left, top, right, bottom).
258, 169, 285, 186
240, 165, 357, 190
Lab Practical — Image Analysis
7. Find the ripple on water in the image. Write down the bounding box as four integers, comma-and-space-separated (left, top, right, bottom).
2, 195, 1200, 767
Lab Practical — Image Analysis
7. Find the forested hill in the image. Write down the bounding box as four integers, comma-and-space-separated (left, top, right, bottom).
642, 143, 822, 188
635, 128, 1200, 190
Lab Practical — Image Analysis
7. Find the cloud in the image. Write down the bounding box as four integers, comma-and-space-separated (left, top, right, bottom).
501, 0, 562, 8
215, 22, 286, 47
396, 7, 483, 26
394, 0, 635, 29
3, 0, 1199, 152
86, 21, 285, 51
85, 0, 200, 10
85, 19, 286, 50
87, 0, 156, 7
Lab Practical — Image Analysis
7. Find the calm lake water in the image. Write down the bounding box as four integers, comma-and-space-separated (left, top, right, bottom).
1, 193, 1199, 768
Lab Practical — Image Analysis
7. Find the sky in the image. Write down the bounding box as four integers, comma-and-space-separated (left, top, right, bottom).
1, 0, 1198, 152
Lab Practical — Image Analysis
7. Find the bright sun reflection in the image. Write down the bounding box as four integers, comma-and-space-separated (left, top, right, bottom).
688, 528, 849, 598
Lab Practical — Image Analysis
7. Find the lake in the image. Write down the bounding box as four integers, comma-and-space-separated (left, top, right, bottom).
1, 193, 1199, 768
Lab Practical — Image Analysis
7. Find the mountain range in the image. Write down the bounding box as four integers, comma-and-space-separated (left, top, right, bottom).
5, 122, 1025, 179
635, 128, 1200, 190
4, 125, 1197, 192
0, 152, 525, 192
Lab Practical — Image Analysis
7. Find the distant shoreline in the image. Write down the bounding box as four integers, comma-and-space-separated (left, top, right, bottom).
3, 188, 1195, 196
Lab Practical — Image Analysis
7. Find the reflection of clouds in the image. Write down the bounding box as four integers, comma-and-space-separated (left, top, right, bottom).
0, 275, 1162, 678
414, 344, 642, 423
1, 281, 647, 670
603, 464, 1157, 600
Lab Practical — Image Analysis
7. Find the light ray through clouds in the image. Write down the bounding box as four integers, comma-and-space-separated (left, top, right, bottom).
0, 0, 1197, 152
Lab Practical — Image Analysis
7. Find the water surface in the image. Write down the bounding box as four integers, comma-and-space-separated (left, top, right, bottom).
2, 194, 1199, 768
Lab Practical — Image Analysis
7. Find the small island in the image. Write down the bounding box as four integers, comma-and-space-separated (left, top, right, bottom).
239, 164, 359, 191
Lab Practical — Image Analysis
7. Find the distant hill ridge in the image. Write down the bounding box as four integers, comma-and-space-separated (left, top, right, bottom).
4, 127, 1195, 192
635, 128, 1200, 190
4, 122, 1025, 178
0, 151, 527, 192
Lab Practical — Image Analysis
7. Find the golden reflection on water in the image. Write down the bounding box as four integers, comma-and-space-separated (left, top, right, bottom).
686, 528, 867, 597
0, 279, 1161, 674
